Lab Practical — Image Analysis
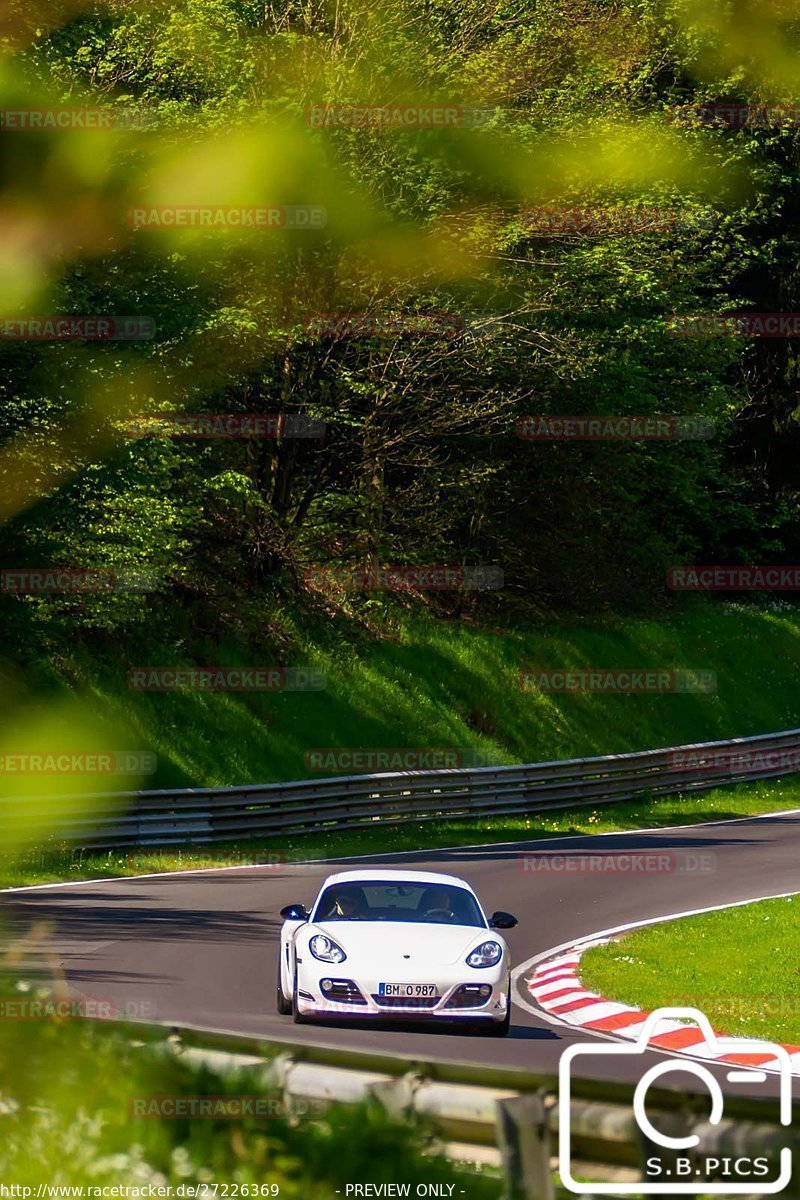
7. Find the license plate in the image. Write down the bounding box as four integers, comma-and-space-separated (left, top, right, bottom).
378, 983, 439, 997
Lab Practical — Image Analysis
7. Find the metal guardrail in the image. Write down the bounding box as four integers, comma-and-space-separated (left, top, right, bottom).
7, 727, 800, 849
134, 1020, 798, 1199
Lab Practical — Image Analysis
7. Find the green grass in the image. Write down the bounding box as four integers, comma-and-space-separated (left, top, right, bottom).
0, 975, 498, 1193
38, 600, 800, 791
582, 894, 800, 1044
4, 598, 800, 889
5, 772, 800, 889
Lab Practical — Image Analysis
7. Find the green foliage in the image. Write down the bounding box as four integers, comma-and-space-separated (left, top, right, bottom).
4, 1, 800, 1190
0, 976, 490, 1193
2, 0, 799, 655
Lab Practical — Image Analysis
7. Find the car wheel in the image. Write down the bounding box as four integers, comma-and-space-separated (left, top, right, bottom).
291, 967, 308, 1024
276, 960, 291, 1015
484, 985, 512, 1036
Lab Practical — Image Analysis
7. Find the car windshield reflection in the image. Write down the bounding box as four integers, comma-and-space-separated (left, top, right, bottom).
313, 880, 486, 927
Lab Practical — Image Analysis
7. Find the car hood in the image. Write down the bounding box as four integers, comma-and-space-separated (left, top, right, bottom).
308, 920, 495, 966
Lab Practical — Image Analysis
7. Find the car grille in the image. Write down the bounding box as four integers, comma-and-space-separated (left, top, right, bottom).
371, 995, 439, 1009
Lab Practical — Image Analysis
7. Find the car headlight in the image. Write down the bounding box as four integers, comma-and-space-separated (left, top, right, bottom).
309, 934, 347, 964
466, 940, 503, 968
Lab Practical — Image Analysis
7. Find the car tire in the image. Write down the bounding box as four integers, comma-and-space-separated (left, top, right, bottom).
484, 983, 512, 1036
276, 961, 291, 1015
291, 967, 308, 1024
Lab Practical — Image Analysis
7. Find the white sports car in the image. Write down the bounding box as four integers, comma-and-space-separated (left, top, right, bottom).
276, 868, 517, 1035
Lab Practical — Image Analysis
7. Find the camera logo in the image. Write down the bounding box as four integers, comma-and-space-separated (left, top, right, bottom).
559, 1008, 792, 1194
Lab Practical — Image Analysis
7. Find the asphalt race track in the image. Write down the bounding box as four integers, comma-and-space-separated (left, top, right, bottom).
4, 809, 800, 1097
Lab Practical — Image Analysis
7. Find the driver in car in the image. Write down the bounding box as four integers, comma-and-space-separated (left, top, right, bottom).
325, 890, 361, 919
423, 888, 454, 919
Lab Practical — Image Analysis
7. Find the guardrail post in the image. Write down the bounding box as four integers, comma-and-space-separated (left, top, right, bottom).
496, 1092, 555, 1200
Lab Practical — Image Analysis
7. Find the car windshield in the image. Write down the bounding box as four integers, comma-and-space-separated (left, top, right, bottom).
313, 880, 486, 927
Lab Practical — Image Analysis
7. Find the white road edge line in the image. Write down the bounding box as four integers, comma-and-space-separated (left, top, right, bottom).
6, 800, 800, 1074
511, 887, 800, 1036
4, 805, 800, 895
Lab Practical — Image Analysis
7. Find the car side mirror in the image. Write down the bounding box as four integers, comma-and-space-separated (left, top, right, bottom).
489, 910, 518, 929
280, 903, 309, 921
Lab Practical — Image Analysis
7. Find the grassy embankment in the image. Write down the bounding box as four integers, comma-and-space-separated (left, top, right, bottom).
5, 600, 800, 887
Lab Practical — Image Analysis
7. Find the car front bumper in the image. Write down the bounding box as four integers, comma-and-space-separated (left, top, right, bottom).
295, 961, 510, 1022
